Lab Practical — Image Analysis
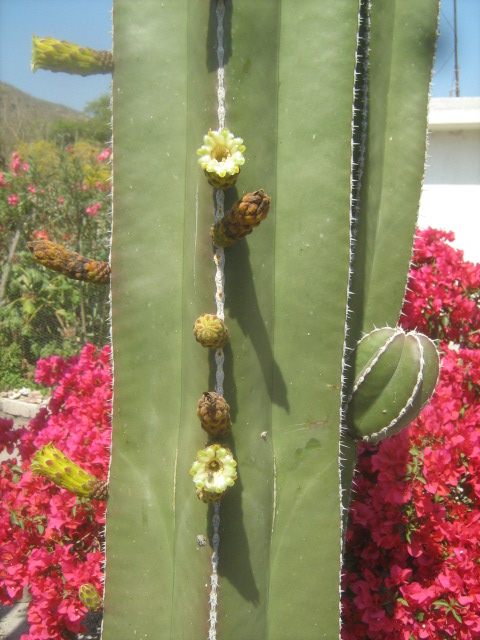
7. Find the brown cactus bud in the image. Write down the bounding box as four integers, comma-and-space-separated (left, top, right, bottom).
27, 239, 110, 285
193, 313, 229, 348
211, 190, 271, 248
197, 391, 232, 437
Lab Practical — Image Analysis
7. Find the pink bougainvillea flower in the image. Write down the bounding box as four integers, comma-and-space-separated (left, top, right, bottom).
8, 193, 19, 206
0, 345, 111, 637
342, 229, 480, 640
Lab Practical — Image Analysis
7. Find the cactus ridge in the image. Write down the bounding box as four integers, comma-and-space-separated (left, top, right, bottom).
361, 332, 424, 444
348, 327, 400, 400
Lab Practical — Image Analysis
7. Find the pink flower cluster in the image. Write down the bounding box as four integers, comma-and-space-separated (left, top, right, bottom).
85, 202, 102, 217
11, 151, 30, 176
402, 227, 480, 347
0, 345, 111, 639
97, 148, 111, 163
342, 229, 480, 639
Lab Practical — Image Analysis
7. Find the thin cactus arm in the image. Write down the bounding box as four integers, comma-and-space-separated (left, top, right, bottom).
348, 0, 440, 343
340, 0, 440, 521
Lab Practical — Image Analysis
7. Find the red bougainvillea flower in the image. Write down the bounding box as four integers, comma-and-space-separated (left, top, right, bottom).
0, 345, 110, 639
342, 229, 480, 639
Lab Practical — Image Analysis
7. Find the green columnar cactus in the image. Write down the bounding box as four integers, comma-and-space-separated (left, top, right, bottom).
32, 0, 436, 638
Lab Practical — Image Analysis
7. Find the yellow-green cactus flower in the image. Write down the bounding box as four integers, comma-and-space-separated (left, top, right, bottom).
31, 35, 113, 76
31, 442, 107, 500
79, 584, 103, 612
197, 129, 245, 189
190, 444, 237, 501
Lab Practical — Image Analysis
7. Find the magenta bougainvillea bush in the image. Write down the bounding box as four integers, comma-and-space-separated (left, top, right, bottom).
1, 227, 479, 639
342, 228, 480, 639
0, 344, 111, 639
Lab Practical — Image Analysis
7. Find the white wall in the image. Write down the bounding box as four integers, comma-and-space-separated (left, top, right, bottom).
418, 97, 480, 263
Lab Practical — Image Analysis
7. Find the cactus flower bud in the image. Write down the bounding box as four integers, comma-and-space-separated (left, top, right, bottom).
27, 239, 110, 285
197, 391, 232, 437
346, 328, 440, 444
31, 442, 107, 500
193, 313, 229, 348
211, 190, 271, 248
190, 444, 237, 503
31, 35, 113, 76
79, 584, 103, 611
197, 129, 245, 189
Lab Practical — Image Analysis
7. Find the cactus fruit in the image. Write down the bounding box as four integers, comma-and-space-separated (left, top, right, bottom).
197, 391, 232, 437
31, 442, 107, 500
193, 313, 229, 348
78, 584, 103, 612
210, 190, 272, 248
197, 129, 245, 189
31, 35, 113, 76
27, 239, 110, 285
190, 444, 237, 502
346, 328, 440, 444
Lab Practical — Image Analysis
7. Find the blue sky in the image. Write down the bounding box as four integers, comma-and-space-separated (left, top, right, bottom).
0, 0, 112, 111
433, 0, 480, 97
0, 0, 478, 112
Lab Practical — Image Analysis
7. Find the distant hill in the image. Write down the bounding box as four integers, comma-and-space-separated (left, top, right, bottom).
0, 82, 87, 165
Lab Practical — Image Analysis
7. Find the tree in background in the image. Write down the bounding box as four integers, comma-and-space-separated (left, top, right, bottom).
0, 143, 111, 388
49, 95, 111, 147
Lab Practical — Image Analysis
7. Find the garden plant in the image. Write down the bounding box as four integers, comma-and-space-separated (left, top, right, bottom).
0, 143, 111, 388
0, 0, 463, 638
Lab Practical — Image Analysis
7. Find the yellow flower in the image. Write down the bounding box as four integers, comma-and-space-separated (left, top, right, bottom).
190, 444, 237, 502
197, 129, 245, 189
